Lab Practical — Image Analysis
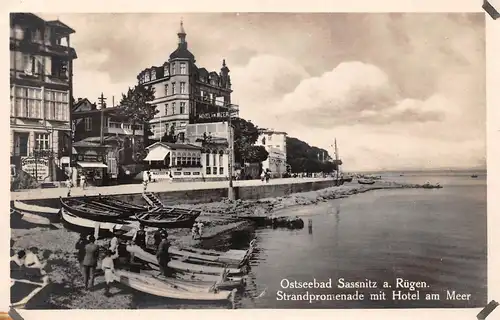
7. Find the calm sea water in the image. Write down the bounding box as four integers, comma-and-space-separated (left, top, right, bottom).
135, 170, 487, 309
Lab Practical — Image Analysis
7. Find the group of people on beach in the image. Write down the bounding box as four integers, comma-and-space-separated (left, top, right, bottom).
191, 221, 205, 239
74, 224, 172, 296
11, 247, 47, 278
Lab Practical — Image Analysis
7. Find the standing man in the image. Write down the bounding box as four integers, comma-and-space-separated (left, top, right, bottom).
156, 233, 171, 277
132, 224, 147, 250
75, 233, 89, 273
82, 235, 99, 290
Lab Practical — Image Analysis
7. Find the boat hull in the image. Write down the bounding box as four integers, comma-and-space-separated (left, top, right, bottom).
127, 245, 245, 276
10, 275, 50, 309
60, 198, 132, 223
114, 270, 234, 302
60, 208, 134, 238
135, 211, 201, 229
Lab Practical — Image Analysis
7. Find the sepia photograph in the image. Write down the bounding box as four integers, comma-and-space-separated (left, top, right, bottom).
8, 12, 487, 310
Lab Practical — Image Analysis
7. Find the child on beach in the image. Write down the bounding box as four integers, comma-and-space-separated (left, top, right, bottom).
101, 250, 119, 297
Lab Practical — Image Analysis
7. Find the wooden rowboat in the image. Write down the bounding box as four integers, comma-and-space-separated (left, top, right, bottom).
169, 239, 256, 268
114, 269, 235, 302
358, 179, 375, 185
60, 197, 135, 222
135, 210, 201, 229
60, 208, 135, 238
127, 245, 245, 275
10, 273, 50, 309
95, 196, 148, 213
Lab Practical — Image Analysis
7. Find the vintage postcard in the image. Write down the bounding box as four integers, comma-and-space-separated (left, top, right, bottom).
3, 1, 500, 319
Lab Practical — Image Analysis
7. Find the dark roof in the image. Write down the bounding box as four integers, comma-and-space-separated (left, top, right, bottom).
198, 68, 209, 77
10, 13, 45, 27
169, 43, 195, 61
46, 19, 76, 34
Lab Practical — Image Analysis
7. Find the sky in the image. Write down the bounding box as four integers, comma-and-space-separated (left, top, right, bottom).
38, 13, 486, 172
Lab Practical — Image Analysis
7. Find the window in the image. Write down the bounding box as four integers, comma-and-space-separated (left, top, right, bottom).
22, 54, 41, 76
196, 154, 201, 166
172, 102, 176, 115
171, 63, 176, 75
183, 172, 191, 175
145, 72, 150, 82
180, 82, 186, 94
219, 153, 223, 167
193, 172, 200, 175
45, 89, 69, 121
164, 64, 169, 76
180, 102, 186, 114
164, 103, 168, 116
35, 133, 50, 150
85, 118, 92, 131
180, 63, 186, 75
219, 167, 224, 175
164, 83, 169, 96
151, 69, 156, 80
181, 153, 187, 166
12, 25, 24, 40
206, 153, 210, 166
213, 153, 217, 166
171, 152, 176, 166
206, 167, 211, 175
172, 82, 176, 95
15, 86, 42, 118
213, 167, 217, 175
31, 29, 43, 43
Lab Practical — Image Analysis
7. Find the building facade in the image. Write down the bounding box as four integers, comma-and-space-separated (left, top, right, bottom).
254, 129, 288, 178
144, 122, 235, 181
10, 13, 77, 182
136, 21, 239, 140
72, 98, 144, 182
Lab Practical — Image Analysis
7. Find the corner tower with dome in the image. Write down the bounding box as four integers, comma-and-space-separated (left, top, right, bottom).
137, 20, 239, 140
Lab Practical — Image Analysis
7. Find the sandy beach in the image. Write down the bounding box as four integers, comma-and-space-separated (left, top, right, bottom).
10, 180, 432, 309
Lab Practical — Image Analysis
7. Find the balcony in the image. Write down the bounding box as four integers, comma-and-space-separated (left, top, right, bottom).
10, 38, 77, 59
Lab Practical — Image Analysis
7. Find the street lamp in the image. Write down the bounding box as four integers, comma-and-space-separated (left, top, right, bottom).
227, 103, 235, 200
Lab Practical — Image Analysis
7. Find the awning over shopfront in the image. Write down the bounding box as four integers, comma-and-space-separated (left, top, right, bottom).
77, 162, 108, 168
144, 148, 170, 161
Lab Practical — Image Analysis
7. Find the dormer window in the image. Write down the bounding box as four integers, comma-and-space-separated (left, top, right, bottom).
180, 63, 187, 75
171, 62, 176, 75
151, 69, 156, 80
164, 64, 169, 77
145, 71, 150, 82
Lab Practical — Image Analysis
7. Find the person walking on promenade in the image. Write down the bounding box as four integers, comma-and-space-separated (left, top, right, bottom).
156, 233, 171, 277
82, 235, 99, 290
142, 170, 149, 192
66, 177, 73, 197
80, 173, 86, 190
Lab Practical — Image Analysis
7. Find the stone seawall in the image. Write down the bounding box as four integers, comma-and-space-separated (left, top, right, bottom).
14, 179, 339, 208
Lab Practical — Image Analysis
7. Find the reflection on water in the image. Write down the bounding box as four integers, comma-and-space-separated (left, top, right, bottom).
136, 173, 486, 309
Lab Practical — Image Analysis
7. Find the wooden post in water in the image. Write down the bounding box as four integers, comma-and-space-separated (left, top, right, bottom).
308, 218, 313, 234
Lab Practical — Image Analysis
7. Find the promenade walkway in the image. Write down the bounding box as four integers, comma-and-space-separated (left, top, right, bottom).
11, 177, 334, 201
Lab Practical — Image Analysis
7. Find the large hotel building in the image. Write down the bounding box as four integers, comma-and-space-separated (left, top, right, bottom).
136, 21, 239, 140
10, 13, 77, 182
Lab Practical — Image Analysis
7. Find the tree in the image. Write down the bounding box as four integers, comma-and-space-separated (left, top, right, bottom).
161, 125, 177, 143
286, 136, 338, 173
231, 118, 269, 165
118, 85, 157, 161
